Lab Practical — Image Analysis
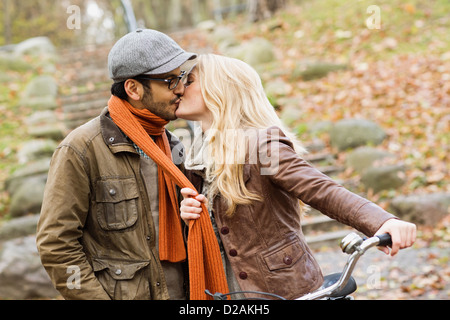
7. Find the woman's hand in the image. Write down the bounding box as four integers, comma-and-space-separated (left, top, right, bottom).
374, 218, 417, 256
180, 188, 207, 225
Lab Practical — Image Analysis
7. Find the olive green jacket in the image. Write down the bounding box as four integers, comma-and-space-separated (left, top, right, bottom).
36, 107, 186, 300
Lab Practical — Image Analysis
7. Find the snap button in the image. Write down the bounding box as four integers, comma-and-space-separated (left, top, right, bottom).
283, 255, 293, 265
239, 272, 248, 280
115, 269, 122, 275
229, 249, 237, 257
109, 189, 116, 196
220, 227, 229, 235
109, 137, 115, 143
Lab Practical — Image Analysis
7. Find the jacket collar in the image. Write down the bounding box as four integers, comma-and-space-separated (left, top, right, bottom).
99, 107, 138, 155
99, 106, 185, 163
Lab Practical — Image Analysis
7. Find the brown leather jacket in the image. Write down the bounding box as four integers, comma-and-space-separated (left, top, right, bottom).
185, 126, 395, 300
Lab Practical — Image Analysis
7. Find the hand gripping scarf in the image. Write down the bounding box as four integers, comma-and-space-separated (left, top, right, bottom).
108, 95, 229, 300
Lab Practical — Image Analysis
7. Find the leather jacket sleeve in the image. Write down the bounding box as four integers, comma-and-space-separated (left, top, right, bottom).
262, 127, 396, 236
36, 145, 111, 300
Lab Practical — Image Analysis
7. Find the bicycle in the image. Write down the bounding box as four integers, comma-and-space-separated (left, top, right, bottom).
205, 232, 392, 300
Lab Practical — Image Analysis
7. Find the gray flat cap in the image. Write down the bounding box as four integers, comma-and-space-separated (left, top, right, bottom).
108, 29, 197, 83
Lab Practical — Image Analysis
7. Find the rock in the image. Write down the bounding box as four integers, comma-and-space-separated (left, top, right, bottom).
280, 105, 302, 126
361, 164, 406, 193
304, 138, 326, 153
20, 75, 58, 110
28, 123, 65, 140
211, 26, 238, 50
330, 119, 386, 151
5, 158, 51, 195
22, 95, 58, 110
9, 176, 46, 218
25, 110, 59, 126
389, 193, 450, 226
25, 110, 65, 139
308, 121, 334, 137
264, 79, 292, 97
0, 53, 33, 72
0, 235, 59, 299
276, 95, 302, 110
17, 139, 58, 164
226, 37, 275, 68
242, 37, 275, 67
292, 61, 348, 81
22, 75, 58, 100
13, 36, 56, 58
197, 20, 216, 32
346, 147, 394, 173
0, 214, 40, 242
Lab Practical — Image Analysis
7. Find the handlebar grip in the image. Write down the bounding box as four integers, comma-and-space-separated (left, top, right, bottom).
376, 233, 392, 247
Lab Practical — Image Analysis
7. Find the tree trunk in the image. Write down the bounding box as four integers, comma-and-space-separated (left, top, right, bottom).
170, 0, 182, 30
3, 0, 12, 44
267, 0, 286, 12
213, 0, 223, 22
248, 0, 286, 22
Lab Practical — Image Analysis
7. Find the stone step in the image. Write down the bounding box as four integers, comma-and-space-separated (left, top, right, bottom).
62, 97, 108, 130
58, 44, 112, 65
64, 106, 105, 124
58, 74, 109, 89
62, 97, 109, 114
303, 152, 335, 165
301, 215, 348, 234
303, 150, 344, 177
64, 115, 101, 131
59, 86, 110, 104
302, 207, 354, 250
305, 229, 354, 250
317, 165, 345, 176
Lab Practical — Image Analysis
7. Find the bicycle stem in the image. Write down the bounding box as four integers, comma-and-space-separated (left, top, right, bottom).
296, 234, 381, 300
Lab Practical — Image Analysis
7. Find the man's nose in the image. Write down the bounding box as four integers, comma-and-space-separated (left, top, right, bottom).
173, 81, 186, 96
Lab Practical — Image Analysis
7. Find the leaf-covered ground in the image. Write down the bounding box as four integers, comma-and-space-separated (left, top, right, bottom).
218, 0, 450, 205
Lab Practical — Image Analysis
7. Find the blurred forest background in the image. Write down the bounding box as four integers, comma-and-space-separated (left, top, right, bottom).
0, 0, 286, 46
0, 0, 449, 300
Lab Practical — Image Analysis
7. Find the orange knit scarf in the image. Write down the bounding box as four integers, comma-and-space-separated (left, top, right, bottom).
108, 95, 229, 300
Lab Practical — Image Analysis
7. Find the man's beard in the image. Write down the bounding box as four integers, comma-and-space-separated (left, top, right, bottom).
142, 90, 179, 121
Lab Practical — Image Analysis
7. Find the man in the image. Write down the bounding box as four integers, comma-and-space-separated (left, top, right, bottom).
36, 29, 197, 300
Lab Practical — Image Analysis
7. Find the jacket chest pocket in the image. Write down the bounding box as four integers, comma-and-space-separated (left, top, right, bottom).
96, 177, 139, 230
262, 237, 304, 271
259, 235, 320, 298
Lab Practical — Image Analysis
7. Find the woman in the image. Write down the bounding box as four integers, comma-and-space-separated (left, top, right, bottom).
176, 54, 416, 299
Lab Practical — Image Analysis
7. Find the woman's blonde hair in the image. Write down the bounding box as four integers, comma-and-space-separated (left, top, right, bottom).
197, 53, 305, 216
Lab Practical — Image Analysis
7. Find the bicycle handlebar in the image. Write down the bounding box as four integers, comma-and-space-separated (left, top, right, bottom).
296, 232, 392, 300
376, 233, 392, 247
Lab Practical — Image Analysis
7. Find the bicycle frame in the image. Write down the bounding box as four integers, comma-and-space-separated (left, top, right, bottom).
296, 233, 391, 300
